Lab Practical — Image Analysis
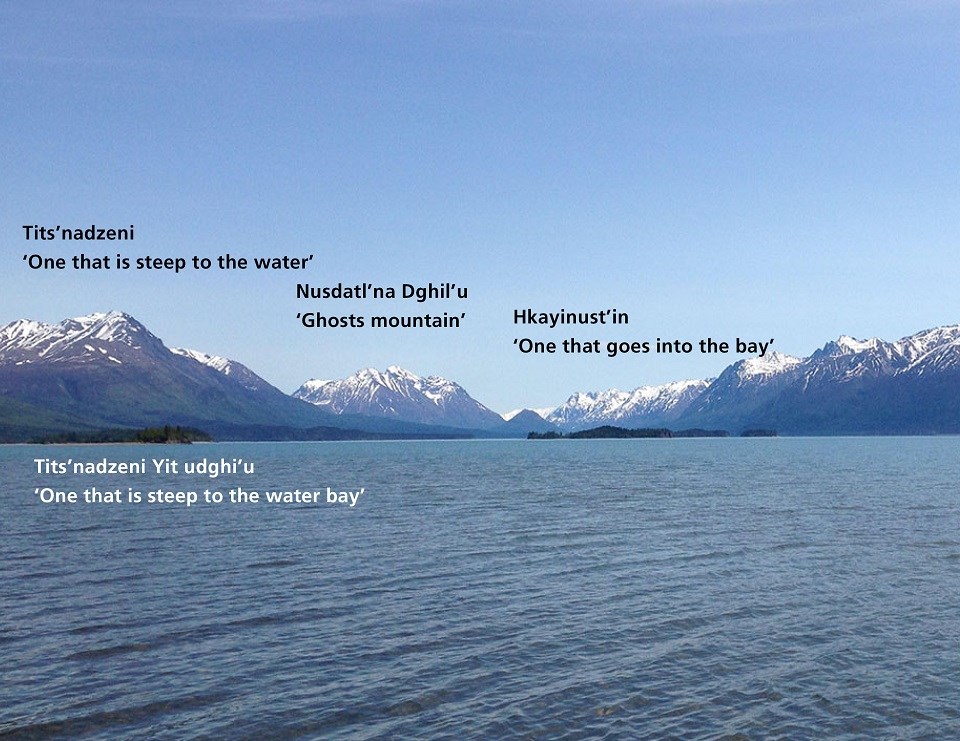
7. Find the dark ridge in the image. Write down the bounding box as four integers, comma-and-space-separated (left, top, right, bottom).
27, 425, 211, 444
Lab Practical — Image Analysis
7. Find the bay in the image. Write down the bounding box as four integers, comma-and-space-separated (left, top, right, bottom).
2, 437, 959, 738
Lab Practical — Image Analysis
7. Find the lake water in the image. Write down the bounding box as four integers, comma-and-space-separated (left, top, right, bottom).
2, 437, 959, 738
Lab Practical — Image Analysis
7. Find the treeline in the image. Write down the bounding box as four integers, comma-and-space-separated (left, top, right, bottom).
31, 425, 212, 444
135, 425, 212, 443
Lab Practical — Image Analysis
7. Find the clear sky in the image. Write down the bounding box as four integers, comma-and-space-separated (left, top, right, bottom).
3, 1, 959, 413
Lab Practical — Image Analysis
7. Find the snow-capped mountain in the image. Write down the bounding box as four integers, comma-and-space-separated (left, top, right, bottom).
0, 310, 350, 440
499, 409, 560, 435
905, 326, 960, 376
772, 326, 960, 390
675, 326, 960, 433
802, 326, 960, 387
503, 407, 556, 422
540, 325, 960, 434
294, 366, 505, 429
0, 311, 168, 366
546, 379, 711, 431
0, 312, 273, 394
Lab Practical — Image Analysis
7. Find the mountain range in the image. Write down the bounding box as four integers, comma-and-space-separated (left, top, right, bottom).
544, 379, 711, 431
539, 327, 960, 434
0, 312, 487, 442
1, 311, 959, 440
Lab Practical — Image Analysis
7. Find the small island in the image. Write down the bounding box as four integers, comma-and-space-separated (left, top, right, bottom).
528, 426, 730, 440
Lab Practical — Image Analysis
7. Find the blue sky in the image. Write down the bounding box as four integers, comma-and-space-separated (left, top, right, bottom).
3, 1, 959, 412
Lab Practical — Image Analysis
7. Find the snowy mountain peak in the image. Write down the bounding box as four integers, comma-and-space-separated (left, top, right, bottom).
816, 333, 906, 362
0, 310, 164, 365
76, 311, 147, 344
835, 335, 882, 354
546, 379, 710, 431
903, 324, 960, 345
75, 309, 132, 324
298, 378, 333, 393
0, 319, 47, 345
737, 352, 803, 379
631, 378, 711, 400
893, 325, 960, 361
385, 364, 418, 378
293, 366, 504, 429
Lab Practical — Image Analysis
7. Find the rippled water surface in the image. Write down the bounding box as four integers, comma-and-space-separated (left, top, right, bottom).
3, 437, 960, 738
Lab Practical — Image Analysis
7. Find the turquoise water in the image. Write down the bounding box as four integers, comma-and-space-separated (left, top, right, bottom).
2, 438, 960, 738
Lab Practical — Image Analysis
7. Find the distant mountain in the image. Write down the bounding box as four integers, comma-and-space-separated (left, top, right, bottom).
674, 326, 960, 434
293, 366, 505, 430
503, 407, 556, 422
546, 379, 711, 431
544, 325, 960, 435
497, 409, 561, 436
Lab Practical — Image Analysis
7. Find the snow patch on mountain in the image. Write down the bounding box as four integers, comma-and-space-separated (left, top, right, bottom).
170, 348, 273, 392
172, 347, 233, 373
